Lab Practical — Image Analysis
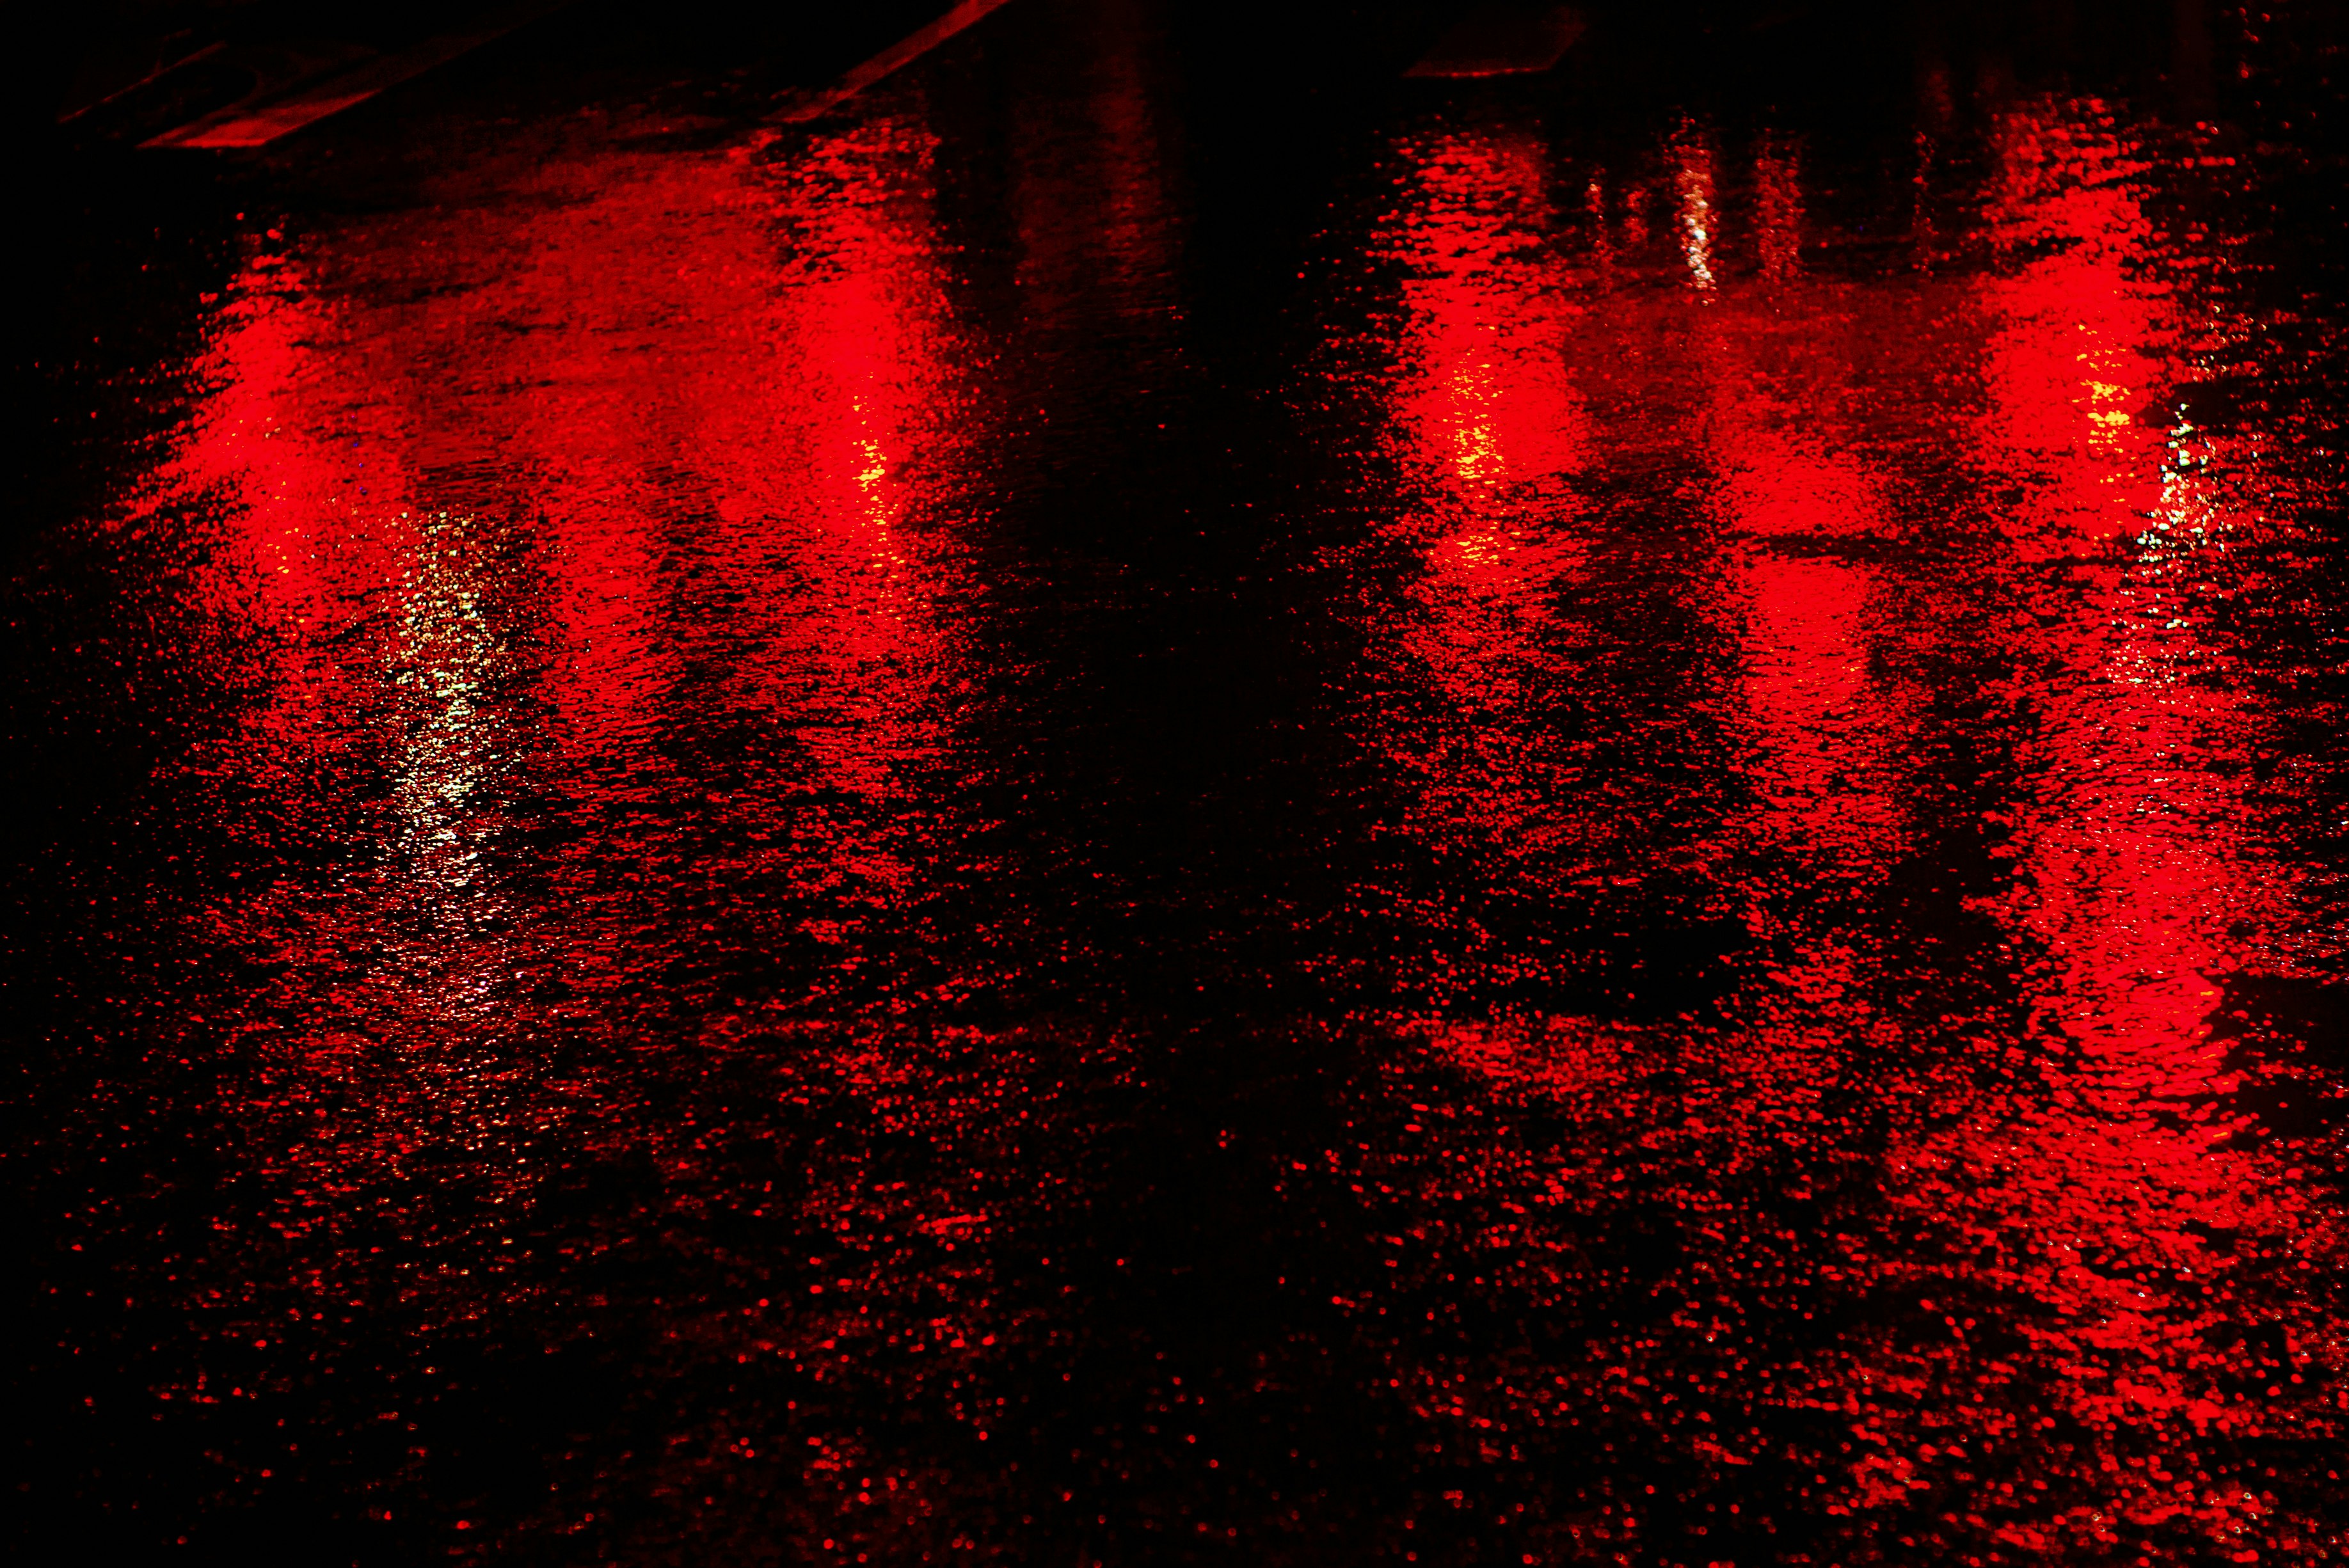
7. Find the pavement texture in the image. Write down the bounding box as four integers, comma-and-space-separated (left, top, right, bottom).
10, 1, 2349, 1563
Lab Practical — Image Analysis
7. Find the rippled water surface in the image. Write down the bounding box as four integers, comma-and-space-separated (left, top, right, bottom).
10, 1, 2348, 1562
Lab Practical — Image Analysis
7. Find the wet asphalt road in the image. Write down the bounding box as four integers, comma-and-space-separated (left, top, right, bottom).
9, 1, 2349, 1563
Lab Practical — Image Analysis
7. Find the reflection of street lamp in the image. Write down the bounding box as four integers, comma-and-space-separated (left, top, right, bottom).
1676, 141, 1716, 292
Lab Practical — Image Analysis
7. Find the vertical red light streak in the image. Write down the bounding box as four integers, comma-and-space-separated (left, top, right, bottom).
132, 105, 983, 1254
1353, 122, 1598, 958
1313, 94, 2338, 1555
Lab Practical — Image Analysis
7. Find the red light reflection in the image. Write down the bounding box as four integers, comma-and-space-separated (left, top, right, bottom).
134, 107, 991, 1451
1327, 94, 2337, 1562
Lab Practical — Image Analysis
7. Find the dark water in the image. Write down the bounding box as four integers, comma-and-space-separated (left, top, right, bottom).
10, 1, 2349, 1562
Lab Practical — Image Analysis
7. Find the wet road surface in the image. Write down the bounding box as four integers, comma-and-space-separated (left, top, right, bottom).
10, 1, 2349, 1562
